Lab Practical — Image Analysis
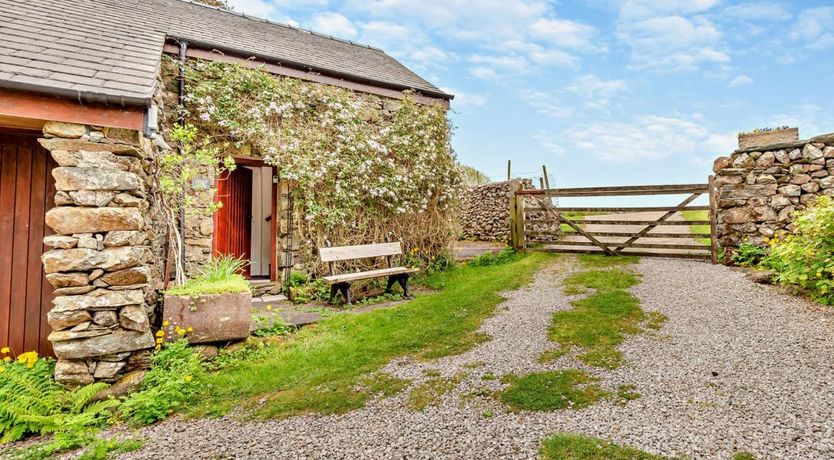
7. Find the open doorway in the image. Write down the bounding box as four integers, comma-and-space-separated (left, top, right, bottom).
213, 158, 277, 280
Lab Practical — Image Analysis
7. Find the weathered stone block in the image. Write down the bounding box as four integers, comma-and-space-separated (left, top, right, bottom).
713, 156, 731, 173
119, 305, 150, 332
778, 184, 802, 197
42, 247, 150, 273
48, 309, 93, 331
92, 310, 118, 327
45, 207, 143, 235
723, 207, 755, 224
68, 190, 116, 207
43, 235, 78, 249
103, 231, 147, 247
54, 359, 94, 386
52, 289, 144, 312
100, 266, 151, 286
46, 272, 89, 288
774, 150, 789, 163
53, 167, 141, 192
803, 144, 824, 160
43, 122, 86, 139
53, 286, 96, 296
93, 361, 126, 380
821, 176, 834, 189
790, 174, 812, 185
39, 138, 141, 155
51, 330, 155, 359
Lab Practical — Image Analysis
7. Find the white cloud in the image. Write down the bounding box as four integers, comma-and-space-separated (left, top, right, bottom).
568, 114, 731, 163
519, 90, 574, 118
788, 7, 834, 50
309, 12, 357, 38
534, 132, 567, 156
225, 0, 277, 17
721, 2, 792, 21
567, 75, 627, 109
343, 0, 601, 78
616, 0, 730, 71
728, 75, 753, 87
441, 88, 488, 109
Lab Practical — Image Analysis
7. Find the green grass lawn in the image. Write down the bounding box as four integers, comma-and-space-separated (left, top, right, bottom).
681, 210, 712, 246
191, 252, 554, 419
500, 370, 608, 412
541, 433, 668, 460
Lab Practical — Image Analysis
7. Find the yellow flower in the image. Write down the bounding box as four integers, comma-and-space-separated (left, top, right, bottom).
183, 375, 193, 383
155, 330, 165, 338
156, 338, 163, 344
0, 347, 9, 354
17, 351, 38, 368
186, 327, 193, 332
2, 357, 10, 363
154, 345, 161, 351
163, 320, 170, 327
176, 329, 186, 336
265, 305, 272, 311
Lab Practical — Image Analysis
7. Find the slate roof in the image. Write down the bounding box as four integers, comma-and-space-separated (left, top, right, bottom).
0, 0, 450, 105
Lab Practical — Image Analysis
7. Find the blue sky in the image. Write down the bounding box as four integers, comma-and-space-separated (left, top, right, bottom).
225, 0, 834, 189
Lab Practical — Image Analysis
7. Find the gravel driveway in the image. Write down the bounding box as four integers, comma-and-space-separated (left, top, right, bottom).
122, 257, 834, 460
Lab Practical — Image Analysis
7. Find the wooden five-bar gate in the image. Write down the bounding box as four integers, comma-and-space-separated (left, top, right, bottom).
510, 178, 718, 263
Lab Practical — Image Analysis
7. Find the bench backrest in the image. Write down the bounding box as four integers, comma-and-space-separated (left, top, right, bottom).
319, 242, 403, 263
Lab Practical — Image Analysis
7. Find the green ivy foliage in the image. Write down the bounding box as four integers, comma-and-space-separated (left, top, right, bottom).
764, 195, 834, 304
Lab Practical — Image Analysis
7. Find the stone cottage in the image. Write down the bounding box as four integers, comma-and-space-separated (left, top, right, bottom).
0, 0, 452, 384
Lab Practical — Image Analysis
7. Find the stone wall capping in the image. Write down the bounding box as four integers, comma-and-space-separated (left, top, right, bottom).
734, 139, 810, 154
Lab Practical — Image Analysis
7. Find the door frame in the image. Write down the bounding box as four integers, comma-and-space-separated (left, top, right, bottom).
214, 156, 279, 282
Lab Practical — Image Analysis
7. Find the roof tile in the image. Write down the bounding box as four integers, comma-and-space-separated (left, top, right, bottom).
0, 0, 450, 103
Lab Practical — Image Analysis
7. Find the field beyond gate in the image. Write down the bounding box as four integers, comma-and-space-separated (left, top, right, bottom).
510, 180, 718, 262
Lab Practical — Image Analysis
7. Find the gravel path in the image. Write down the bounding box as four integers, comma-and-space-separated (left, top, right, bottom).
121, 257, 834, 460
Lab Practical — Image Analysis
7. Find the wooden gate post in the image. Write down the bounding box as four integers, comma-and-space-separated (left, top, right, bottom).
509, 182, 527, 253
708, 175, 719, 264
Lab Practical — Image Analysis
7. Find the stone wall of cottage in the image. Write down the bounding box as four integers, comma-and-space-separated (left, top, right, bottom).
39, 122, 160, 386
713, 132, 834, 252
460, 179, 559, 242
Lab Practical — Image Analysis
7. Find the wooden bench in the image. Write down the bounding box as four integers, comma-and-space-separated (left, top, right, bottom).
319, 241, 419, 304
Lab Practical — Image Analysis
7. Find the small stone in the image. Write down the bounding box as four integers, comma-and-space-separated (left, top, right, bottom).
93, 361, 126, 380
192, 345, 219, 359
92, 370, 146, 401
788, 149, 802, 160
790, 174, 812, 185
801, 182, 820, 193
111, 193, 145, 208
48, 309, 92, 331
55, 191, 73, 205
713, 156, 731, 173
821, 176, 834, 189
69, 190, 116, 207
756, 151, 775, 168
77, 236, 98, 249
778, 185, 802, 197
54, 359, 94, 386
803, 144, 824, 160
43, 235, 78, 249
103, 230, 146, 247
46, 272, 89, 288
43, 122, 87, 139
824, 146, 834, 158
53, 285, 97, 295
101, 266, 151, 286
770, 195, 791, 209
774, 150, 790, 163
92, 310, 118, 327
119, 305, 150, 332
89, 269, 105, 281
756, 174, 776, 184
732, 153, 754, 168
778, 206, 795, 223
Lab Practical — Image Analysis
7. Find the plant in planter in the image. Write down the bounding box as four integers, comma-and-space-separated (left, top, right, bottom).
737, 126, 798, 150
162, 256, 252, 344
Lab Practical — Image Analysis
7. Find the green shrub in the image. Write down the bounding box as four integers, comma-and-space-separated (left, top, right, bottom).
732, 242, 768, 267
469, 248, 518, 267
166, 255, 250, 296
120, 340, 206, 425
764, 196, 834, 304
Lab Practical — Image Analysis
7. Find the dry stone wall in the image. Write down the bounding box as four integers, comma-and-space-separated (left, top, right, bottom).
460, 179, 559, 242
713, 132, 834, 251
39, 122, 159, 386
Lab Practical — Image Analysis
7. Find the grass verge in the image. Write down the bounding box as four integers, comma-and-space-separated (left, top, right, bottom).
681, 210, 711, 246
550, 268, 643, 368
500, 370, 608, 411
190, 252, 553, 419
540, 433, 668, 460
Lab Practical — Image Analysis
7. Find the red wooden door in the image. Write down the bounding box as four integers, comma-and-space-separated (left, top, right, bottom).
0, 129, 56, 357
213, 167, 252, 277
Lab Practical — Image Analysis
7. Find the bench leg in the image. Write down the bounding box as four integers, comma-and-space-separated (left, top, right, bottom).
397, 274, 412, 299
385, 275, 398, 294
329, 283, 352, 305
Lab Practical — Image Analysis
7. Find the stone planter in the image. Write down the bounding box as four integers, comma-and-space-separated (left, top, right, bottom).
738, 128, 798, 150
162, 292, 252, 344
